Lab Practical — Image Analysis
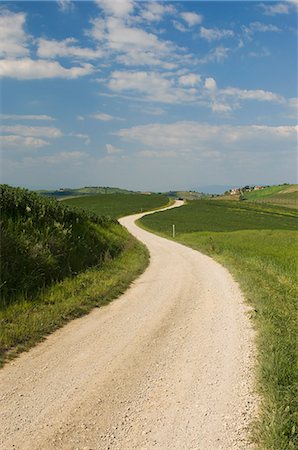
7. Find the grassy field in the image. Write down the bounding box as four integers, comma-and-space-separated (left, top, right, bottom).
0, 186, 151, 366
245, 184, 298, 208
62, 193, 170, 218
140, 200, 298, 449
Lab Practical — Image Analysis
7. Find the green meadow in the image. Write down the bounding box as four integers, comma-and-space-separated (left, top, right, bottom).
62, 193, 170, 218
140, 199, 298, 450
245, 184, 298, 208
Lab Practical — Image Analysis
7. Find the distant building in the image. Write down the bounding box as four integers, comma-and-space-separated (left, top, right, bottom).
230, 188, 240, 195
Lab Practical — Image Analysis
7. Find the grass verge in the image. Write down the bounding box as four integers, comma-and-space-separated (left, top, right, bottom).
139, 200, 298, 449
0, 234, 149, 368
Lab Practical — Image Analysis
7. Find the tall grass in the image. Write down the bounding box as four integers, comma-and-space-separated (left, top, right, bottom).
0, 185, 152, 366
0, 185, 125, 306
140, 200, 298, 449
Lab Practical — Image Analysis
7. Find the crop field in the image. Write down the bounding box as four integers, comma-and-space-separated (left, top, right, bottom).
62, 193, 170, 218
245, 184, 298, 208
140, 200, 298, 450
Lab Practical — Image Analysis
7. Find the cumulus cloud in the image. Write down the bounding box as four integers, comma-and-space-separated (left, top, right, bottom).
106, 143, 123, 154
0, 11, 30, 58
204, 77, 217, 91
0, 125, 62, 138
221, 87, 284, 103
91, 113, 115, 121
260, 2, 293, 15
95, 0, 134, 17
0, 59, 94, 79
57, 0, 74, 13
0, 114, 55, 121
69, 133, 90, 145
108, 70, 197, 103
178, 73, 201, 87
140, 2, 176, 22
198, 46, 231, 64
243, 21, 281, 36
199, 27, 234, 41
180, 12, 203, 26
0, 135, 49, 149
116, 121, 298, 154
88, 15, 178, 69
37, 38, 104, 60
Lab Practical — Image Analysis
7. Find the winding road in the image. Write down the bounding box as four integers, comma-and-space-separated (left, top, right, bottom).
0, 201, 256, 449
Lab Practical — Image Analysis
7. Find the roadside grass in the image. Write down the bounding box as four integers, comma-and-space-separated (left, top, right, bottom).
0, 234, 149, 368
62, 193, 170, 218
139, 200, 298, 450
1, 185, 170, 367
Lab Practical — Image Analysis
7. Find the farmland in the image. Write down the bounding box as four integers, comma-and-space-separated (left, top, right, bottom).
245, 184, 298, 208
62, 193, 170, 218
140, 199, 298, 449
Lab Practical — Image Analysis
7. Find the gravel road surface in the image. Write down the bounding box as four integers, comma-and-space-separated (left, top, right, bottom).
0, 201, 256, 449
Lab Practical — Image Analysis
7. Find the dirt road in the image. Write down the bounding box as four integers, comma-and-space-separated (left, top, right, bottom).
0, 201, 256, 449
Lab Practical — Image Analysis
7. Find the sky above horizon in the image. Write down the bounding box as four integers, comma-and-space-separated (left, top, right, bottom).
0, 0, 297, 191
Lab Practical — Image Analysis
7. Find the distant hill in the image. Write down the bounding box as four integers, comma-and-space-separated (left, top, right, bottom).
166, 190, 209, 200
37, 186, 138, 199
244, 184, 298, 208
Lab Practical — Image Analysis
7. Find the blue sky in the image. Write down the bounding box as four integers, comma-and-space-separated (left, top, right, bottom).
0, 0, 297, 191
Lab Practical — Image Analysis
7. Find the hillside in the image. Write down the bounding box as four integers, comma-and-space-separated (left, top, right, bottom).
37, 186, 138, 199
62, 193, 170, 218
0, 185, 128, 305
0, 185, 150, 365
244, 184, 298, 208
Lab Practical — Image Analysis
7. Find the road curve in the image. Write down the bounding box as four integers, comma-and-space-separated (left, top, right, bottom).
0, 201, 256, 450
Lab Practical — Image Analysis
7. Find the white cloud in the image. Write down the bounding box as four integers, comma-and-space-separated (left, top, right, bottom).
138, 150, 178, 158
204, 77, 217, 91
179, 73, 201, 87
199, 27, 234, 42
198, 46, 231, 64
89, 15, 178, 69
37, 151, 87, 165
172, 20, 187, 33
0, 135, 49, 149
108, 70, 197, 103
1, 125, 62, 138
211, 102, 232, 113
95, 0, 134, 17
70, 133, 90, 145
260, 2, 292, 15
243, 21, 281, 36
221, 87, 284, 103
0, 114, 55, 121
0, 11, 29, 57
141, 2, 175, 22
180, 12, 203, 26
37, 38, 104, 60
0, 59, 94, 79
57, 0, 74, 13
91, 113, 115, 121
116, 121, 298, 153
106, 143, 123, 154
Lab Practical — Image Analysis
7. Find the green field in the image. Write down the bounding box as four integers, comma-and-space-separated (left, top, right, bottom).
37, 185, 136, 198
245, 184, 298, 208
62, 193, 170, 218
140, 200, 298, 449
0, 186, 150, 366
